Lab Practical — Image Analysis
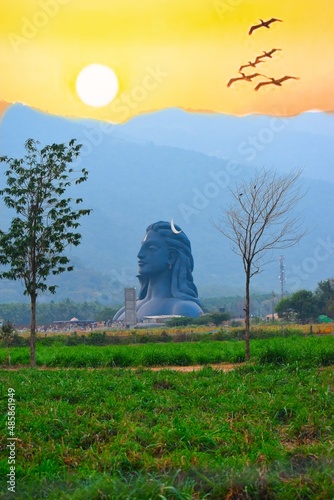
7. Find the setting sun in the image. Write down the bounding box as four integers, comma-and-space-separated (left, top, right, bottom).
75, 64, 119, 107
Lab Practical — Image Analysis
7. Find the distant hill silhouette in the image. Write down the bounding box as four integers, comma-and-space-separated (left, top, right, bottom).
117, 108, 334, 184
0, 105, 333, 303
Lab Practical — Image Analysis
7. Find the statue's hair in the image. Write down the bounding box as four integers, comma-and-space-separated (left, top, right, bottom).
138, 220, 201, 304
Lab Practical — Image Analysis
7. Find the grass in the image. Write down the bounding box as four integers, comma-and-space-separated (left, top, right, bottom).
0, 335, 333, 369
0, 363, 333, 498
0, 334, 333, 498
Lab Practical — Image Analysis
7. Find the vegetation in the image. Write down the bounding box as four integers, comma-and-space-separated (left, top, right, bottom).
1, 280, 330, 328
202, 292, 276, 317
214, 168, 306, 361
316, 279, 334, 317
0, 333, 333, 368
0, 300, 120, 326
0, 294, 272, 327
1, 331, 333, 498
0, 320, 15, 365
0, 345, 333, 498
0, 139, 91, 366
165, 311, 230, 327
276, 279, 334, 323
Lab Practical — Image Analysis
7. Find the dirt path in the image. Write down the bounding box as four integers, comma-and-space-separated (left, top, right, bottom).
1, 363, 242, 372
148, 363, 241, 372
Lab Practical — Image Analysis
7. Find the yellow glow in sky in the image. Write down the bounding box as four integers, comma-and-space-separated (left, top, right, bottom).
0, 0, 333, 122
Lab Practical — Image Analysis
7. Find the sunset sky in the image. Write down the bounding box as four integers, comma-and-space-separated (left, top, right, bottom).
0, 0, 333, 123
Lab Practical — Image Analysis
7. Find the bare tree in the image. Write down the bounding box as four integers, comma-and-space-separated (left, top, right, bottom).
214, 168, 306, 360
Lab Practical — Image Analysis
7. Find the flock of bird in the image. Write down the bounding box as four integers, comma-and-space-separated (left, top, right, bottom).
227, 18, 299, 92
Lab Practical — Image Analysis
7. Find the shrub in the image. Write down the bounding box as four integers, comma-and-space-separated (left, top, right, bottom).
213, 329, 236, 341
0, 320, 16, 346
173, 332, 187, 342
109, 335, 121, 344
165, 317, 194, 327
11, 333, 29, 347
138, 335, 151, 344
64, 332, 85, 346
87, 331, 108, 345
230, 320, 243, 327
160, 331, 172, 342
206, 312, 231, 326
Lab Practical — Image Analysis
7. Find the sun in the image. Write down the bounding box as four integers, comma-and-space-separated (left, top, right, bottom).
76, 64, 119, 107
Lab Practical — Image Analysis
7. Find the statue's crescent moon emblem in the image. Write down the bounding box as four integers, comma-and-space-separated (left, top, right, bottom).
171, 218, 182, 234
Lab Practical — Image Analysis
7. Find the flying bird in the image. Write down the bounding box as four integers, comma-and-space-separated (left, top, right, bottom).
254, 75, 299, 91
255, 49, 282, 63
239, 59, 264, 72
249, 18, 283, 35
227, 72, 263, 87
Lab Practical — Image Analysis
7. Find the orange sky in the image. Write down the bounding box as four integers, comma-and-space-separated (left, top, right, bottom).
0, 0, 333, 123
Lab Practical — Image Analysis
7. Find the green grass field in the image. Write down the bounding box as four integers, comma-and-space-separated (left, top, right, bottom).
1, 336, 334, 499
1, 335, 334, 369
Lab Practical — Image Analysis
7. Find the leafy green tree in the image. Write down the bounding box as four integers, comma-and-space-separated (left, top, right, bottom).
275, 297, 294, 321
165, 311, 231, 327
276, 290, 319, 323
0, 300, 121, 327
214, 168, 305, 360
195, 312, 231, 326
96, 305, 120, 322
0, 139, 91, 367
208, 311, 231, 326
0, 302, 30, 325
315, 279, 334, 318
165, 316, 194, 327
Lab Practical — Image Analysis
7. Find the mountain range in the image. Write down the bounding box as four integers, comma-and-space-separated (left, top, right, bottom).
0, 104, 333, 304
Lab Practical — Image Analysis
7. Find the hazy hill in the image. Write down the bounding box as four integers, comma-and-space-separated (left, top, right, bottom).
0, 105, 333, 303
116, 108, 334, 184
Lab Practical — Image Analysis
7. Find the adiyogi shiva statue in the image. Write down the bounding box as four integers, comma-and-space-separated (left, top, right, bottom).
113, 220, 203, 322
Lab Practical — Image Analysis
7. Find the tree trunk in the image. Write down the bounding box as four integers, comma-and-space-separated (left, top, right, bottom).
244, 272, 251, 361
30, 293, 37, 368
